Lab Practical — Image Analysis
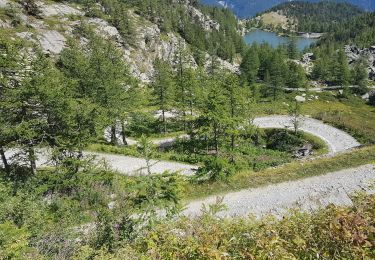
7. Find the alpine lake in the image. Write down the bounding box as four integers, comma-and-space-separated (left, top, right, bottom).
244, 29, 318, 50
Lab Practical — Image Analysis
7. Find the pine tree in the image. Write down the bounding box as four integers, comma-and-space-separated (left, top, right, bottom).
287, 61, 307, 89
269, 52, 286, 101
287, 38, 299, 60
152, 59, 175, 134
240, 46, 260, 84
0, 36, 21, 173
334, 49, 350, 86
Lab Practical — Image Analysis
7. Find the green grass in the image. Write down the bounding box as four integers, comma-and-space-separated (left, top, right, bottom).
299, 131, 329, 155
182, 145, 375, 201
140, 131, 185, 140
301, 97, 375, 144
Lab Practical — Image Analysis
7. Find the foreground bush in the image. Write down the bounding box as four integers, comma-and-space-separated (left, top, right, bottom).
1, 165, 374, 259
131, 194, 374, 259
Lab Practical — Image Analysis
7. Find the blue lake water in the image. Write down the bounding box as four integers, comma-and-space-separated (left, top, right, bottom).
244, 29, 318, 51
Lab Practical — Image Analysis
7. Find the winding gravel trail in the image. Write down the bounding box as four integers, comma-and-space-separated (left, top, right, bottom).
1, 149, 197, 176
253, 115, 360, 154
1, 116, 360, 176
87, 152, 197, 176
183, 164, 375, 218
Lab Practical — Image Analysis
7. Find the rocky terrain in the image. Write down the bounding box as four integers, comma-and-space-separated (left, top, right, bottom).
345, 45, 375, 81
0, 0, 239, 83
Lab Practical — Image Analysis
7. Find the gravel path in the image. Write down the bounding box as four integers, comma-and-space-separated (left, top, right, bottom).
1, 149, 197, 176
183, 164, 375, 218
1, 116, 360, 176
253, 115, 361, 154
87, 152, 197, 176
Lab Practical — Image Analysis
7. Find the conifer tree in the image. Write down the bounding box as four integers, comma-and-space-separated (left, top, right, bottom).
240, 46, 260, 84
334, 49, 350, 86
152, 59, 175, 134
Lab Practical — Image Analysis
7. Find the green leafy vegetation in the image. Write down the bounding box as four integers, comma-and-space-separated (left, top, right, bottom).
1, 161, 373, 259
1, 0, 374, 257
131, 193, 375, 259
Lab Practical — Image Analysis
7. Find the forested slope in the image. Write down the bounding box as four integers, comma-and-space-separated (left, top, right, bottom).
266, 1, 364, 33
202, 0, 375, 18
248, 1, 364, 33
318, 12, 375, 47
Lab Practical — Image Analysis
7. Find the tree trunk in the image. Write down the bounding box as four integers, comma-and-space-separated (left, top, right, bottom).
0, 146, 10, 174
230, 134, 235, 163
110, 125, 117, 145
28, 146, 36, 174
121, 121, 128, 146
214, 122, 219, 156
162, 109, 167, 134
273, 86, 276, 101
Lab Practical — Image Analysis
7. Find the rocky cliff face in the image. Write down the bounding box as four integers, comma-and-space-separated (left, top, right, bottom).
345, 45, 375, 81
0, 0, 239, 82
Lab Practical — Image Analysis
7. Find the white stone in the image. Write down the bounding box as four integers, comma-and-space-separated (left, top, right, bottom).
88, 18, 122, 43
0, 0, 8, 8
38, 30, 66, 54
16, 32, 35, 42
295, 95, 306, 102
0, 20, 10, 28
38, 2, 83, 17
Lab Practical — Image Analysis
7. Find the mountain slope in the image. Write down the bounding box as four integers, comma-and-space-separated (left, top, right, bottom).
250, 1, 364, 33
201, 0, 375, 18
0, 0, 242, 82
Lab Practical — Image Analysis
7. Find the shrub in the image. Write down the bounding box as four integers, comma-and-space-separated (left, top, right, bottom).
128, 112, 159, 137
266, 129, 304, 152
369, 92, 375, 106
134, 194, 375, 259
195, 157, 235, 182
18, 0, 41, 17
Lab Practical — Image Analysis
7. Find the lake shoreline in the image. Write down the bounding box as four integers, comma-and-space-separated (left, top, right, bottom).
244, 28, 318, 51
245, 27, 324, 39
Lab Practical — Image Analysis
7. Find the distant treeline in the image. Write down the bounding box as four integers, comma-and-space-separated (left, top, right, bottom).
267, 1, 364, 33
319, 12, 375, 48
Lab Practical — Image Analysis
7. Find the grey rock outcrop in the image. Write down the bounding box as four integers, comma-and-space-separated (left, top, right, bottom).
37, 2, 83, 17
37, 30, 66, 54
344, 45, 375, 81
186, 4, 220, 31
293, 52, 314, 74
0, 0, 8, 8
7, 0, 239, 82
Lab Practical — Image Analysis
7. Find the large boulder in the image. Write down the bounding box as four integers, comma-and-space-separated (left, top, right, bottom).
0, 0, 8, 8
38, 2, 83, 17
295, 96, 306, 102
37, 30, 66, 54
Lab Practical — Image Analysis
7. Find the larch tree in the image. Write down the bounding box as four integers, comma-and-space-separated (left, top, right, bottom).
152, 59, 175, 134
0, 36, 22, 173
240, 46, 260, 85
